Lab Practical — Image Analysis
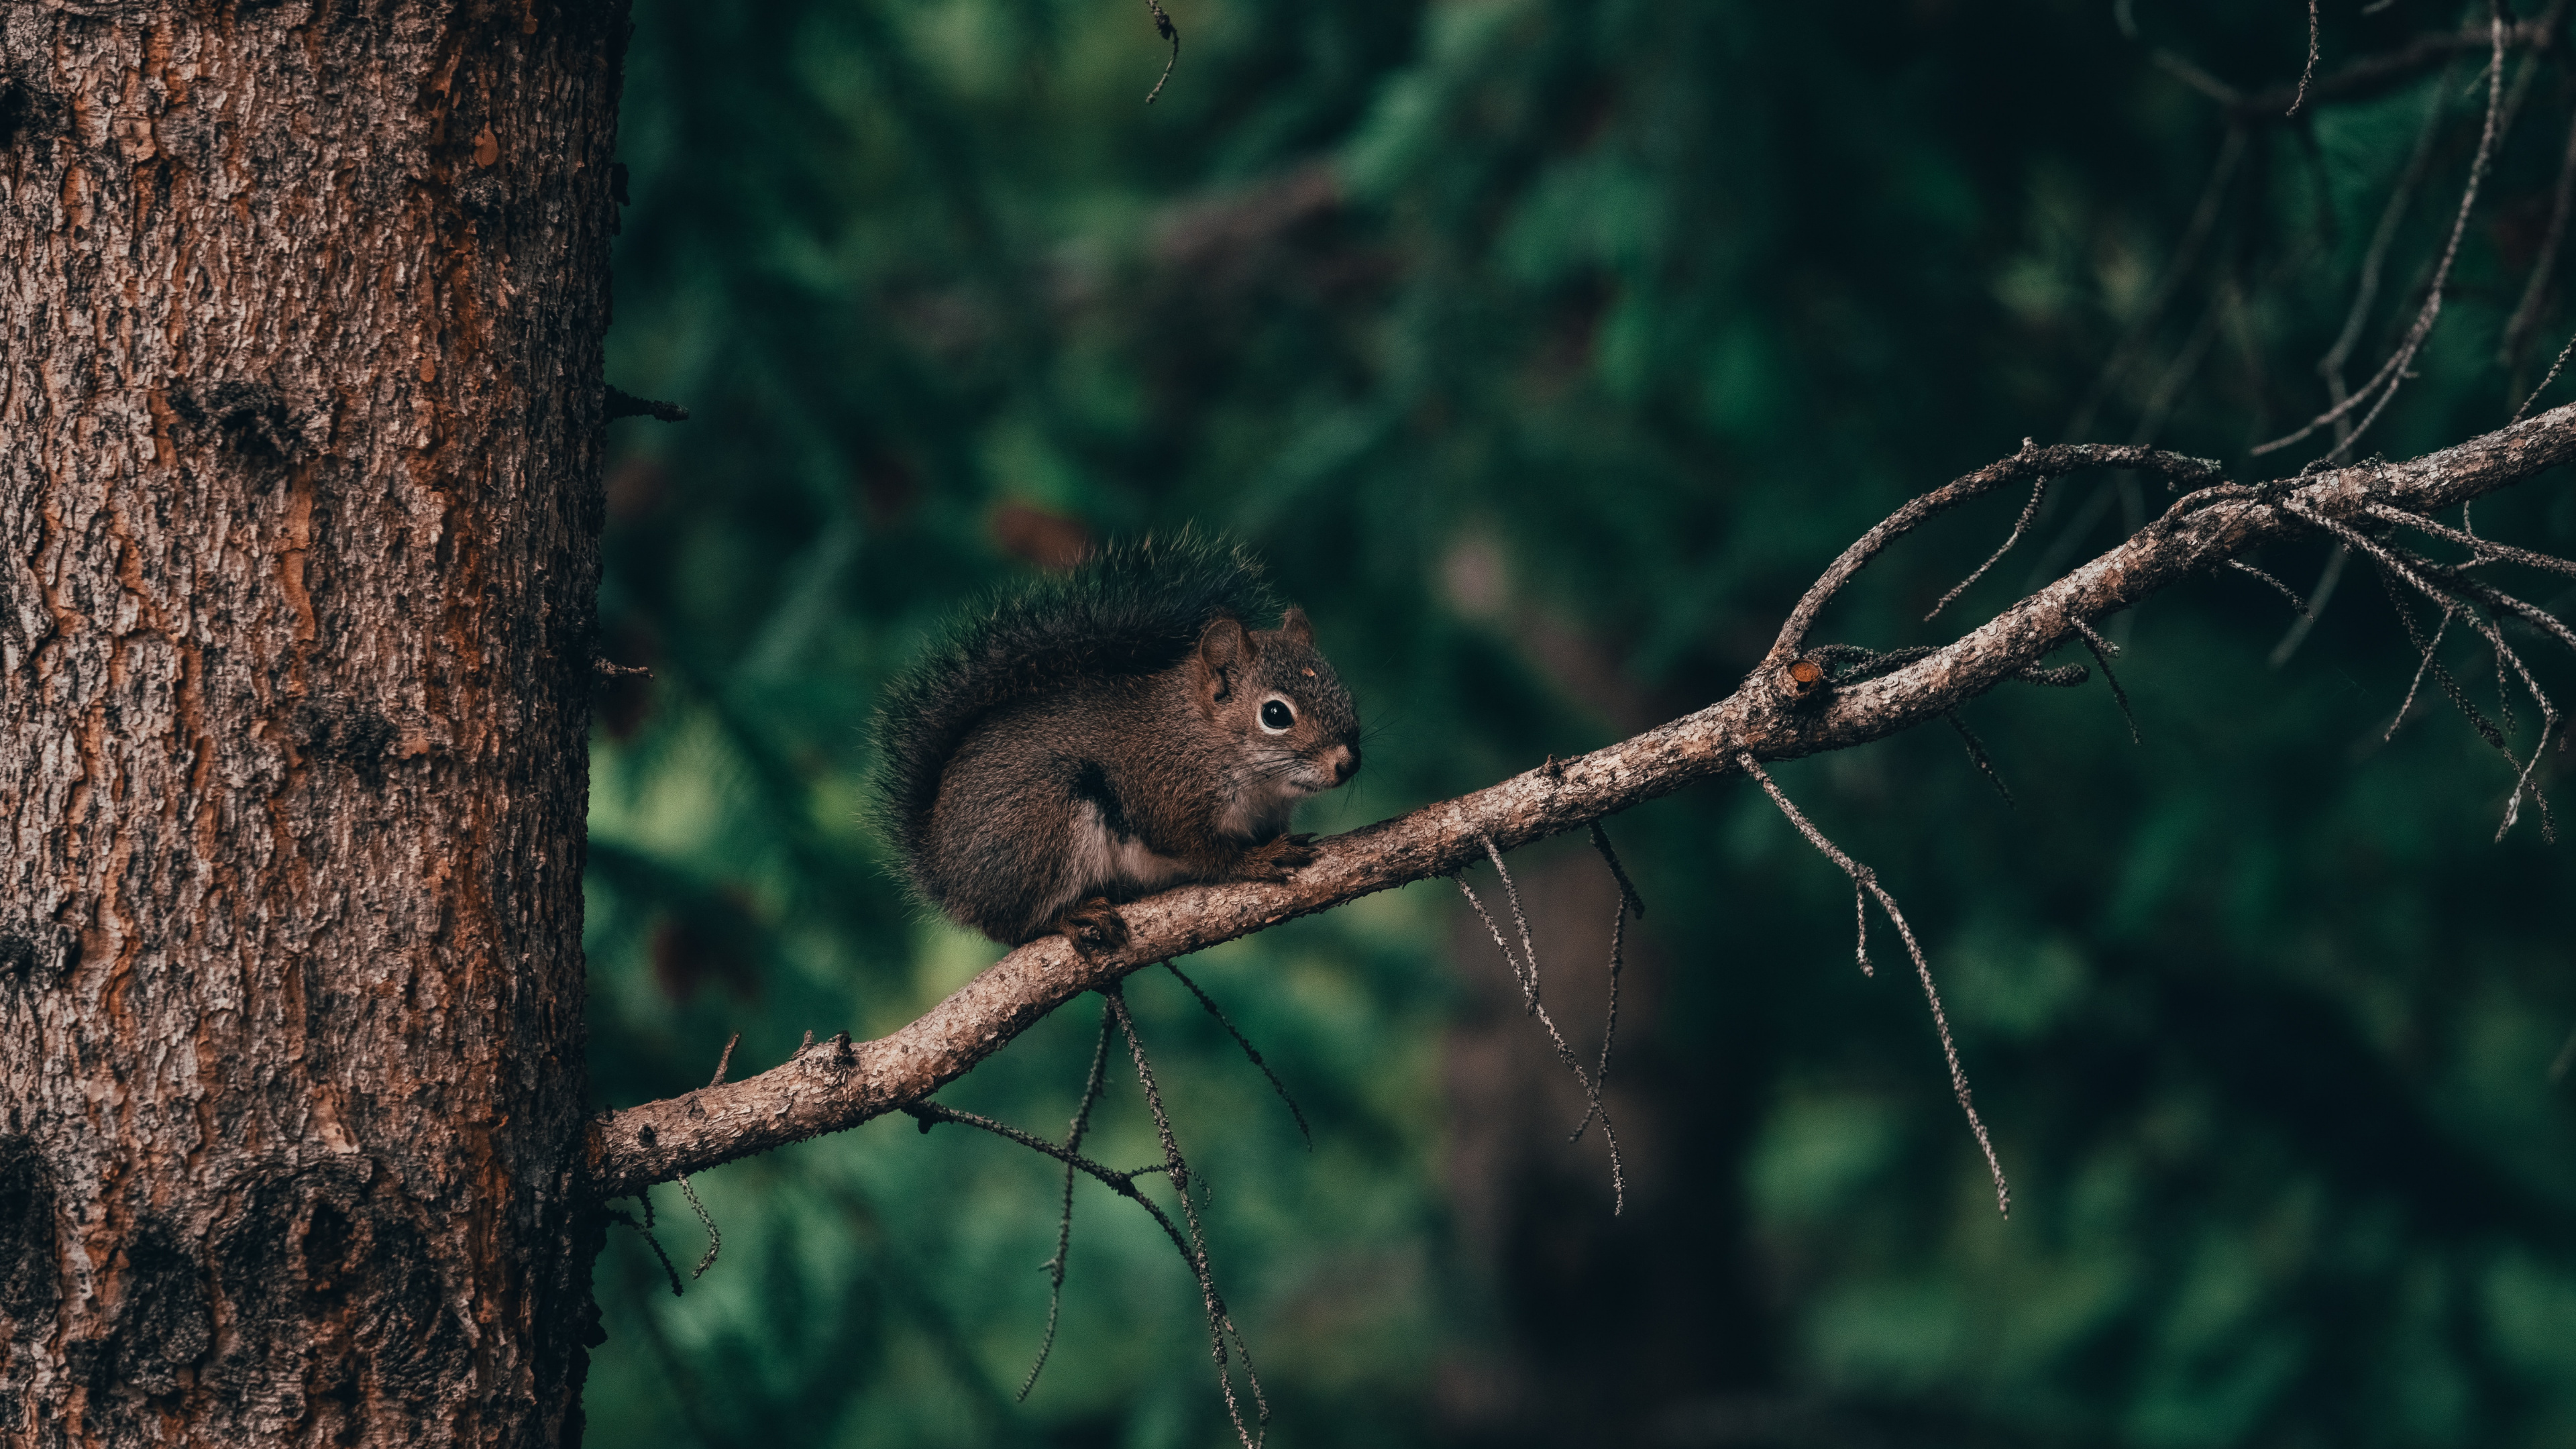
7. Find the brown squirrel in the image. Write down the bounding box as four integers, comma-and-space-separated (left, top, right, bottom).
871, 535, 1361, 951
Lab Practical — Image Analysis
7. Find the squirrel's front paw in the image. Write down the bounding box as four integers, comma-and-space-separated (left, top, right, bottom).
1054, 897, 1131, 955
1240, 833, 1320, 881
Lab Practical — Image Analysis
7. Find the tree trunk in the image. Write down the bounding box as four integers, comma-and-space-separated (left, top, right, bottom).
1, 3, 624, 1443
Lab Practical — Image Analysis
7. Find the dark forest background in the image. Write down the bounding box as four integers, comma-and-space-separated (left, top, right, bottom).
577, 1, 2576, 1444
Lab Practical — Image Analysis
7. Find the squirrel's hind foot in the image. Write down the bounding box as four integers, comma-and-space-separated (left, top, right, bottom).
1053, 897, 1131, 955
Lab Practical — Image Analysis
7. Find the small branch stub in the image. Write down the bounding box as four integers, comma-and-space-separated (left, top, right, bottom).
1781, 655, 1832, 704
604, 384, 690, 423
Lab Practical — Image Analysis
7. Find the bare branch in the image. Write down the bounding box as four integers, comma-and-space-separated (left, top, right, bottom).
587, 400, 2576, 1200
1768, 441, 2220, 666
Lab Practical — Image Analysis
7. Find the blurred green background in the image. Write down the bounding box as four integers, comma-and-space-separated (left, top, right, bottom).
577, 1, 2576, 1444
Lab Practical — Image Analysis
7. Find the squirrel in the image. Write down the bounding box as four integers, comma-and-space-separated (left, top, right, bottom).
871, 534, 1362, 952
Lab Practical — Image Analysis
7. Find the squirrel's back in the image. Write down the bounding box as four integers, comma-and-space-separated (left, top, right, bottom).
869, 533, 1284, 873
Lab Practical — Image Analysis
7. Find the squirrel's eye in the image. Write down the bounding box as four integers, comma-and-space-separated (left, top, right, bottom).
1259, 699, 1294, 731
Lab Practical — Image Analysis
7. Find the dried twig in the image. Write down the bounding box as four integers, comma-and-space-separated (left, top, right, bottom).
1944, 709, 2015, 806
1735, 753, 2009, 1216
606, 1189, 688, 1299
2387, 601, 2457, 741
1456, 830, 1627, 1211
2308, 512, 2561, 840
2071, 619, 2141, 743
1142, 0, 1180, 105
1020, 1000, 1116, 1401
1928, 476, 2051, 621
2269, 543, 2347, 668
2289, 0, 2320, 116
1103, 986, 1267, 1448
1164, 963, 1311, 1146
2226, 558, 2314, 619
674, 1173, 720, 1279
1769, 441, 2220, 664
2257, 13, 2508, 462
1568, 823, 1646, 1147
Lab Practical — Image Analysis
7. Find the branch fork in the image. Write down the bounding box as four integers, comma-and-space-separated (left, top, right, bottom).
589, 402, 2576, 1201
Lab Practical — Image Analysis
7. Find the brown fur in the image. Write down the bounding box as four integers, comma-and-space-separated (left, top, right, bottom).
916, 612, 1359, 948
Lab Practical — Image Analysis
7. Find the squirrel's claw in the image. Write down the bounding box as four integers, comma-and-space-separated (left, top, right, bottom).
1241, 833, 1320, 880
1054, 897, 1131, 956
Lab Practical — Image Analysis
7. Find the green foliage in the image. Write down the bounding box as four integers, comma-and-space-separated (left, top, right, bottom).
584, 1, 2576, 1443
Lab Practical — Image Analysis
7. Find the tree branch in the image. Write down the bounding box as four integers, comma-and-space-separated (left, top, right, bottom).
586, 402, 2576, 1199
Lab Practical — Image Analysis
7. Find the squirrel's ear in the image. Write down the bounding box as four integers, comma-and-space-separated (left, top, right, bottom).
1279, 607, 1313, 647
1197, 617, 1248, 704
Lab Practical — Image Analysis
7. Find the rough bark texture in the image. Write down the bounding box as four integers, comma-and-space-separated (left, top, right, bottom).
0, 3, 624, 1444
593, 402, 2576, 1198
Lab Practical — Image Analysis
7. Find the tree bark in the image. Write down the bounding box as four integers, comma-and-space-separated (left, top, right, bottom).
0, 3, 624, 1444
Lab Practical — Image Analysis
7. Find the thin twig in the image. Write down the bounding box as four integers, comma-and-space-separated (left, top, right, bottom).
607, 1192, 688, 1298
2072, 619, 2142, 743
1928, 476, 2051, 621
1455, 831, 1627, 1212
2515, 327, 2576, 423
1020, 1000, 1116, 1401
2388, 602, 2457, 741
2364, 503, 2576, 579
1770, 442, 2220, 662
1589, 821, 1647, 920
1142, 0, 1180, 104
2269, 543, 2348, 668
674, 1173, 720, 1279
1163, 963, 1311, 1147
1944, 709, 2015, 806
2322, 64, 2452, 392
1104, 986, 1268, 1448
2289, 0, 2321, 115
2310, 512, 2560, 839
1735, 753, 2009, 1216
2227, 558, 2314, 618
708, 1033, 740, 1088
1568, 824, 1647, 1147
2257, 13, 2508, 462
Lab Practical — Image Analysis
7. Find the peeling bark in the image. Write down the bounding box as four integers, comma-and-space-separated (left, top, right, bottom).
0, 3, 625, 1444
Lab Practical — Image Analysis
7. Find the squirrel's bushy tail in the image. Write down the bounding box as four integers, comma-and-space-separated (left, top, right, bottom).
869, 531, 1283, 869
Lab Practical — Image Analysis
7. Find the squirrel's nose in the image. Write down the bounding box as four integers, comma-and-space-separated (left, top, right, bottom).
1328, 741, 1360, 784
